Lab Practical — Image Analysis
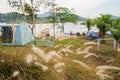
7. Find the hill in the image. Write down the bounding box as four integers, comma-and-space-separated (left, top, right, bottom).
111, 15, 120, 19
37, 12, 86, 22
0, 12, 86, 23
0, 12, 24, 23
37, 12, 54, 18
1, 12, 119, 23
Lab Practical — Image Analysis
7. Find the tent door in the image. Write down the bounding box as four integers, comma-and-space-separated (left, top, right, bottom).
2, 27, 13, 43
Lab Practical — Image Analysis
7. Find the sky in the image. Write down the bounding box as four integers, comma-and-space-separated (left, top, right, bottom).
0, 0, 120, 18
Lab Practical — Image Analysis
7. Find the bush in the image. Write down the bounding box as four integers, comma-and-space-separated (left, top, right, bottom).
76, 32, 80, 36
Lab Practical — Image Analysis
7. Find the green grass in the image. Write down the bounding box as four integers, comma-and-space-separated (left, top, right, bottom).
55, 36, 86, 49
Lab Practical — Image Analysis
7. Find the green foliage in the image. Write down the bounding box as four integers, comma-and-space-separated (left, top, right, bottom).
55, 37, 85, 49
76, 32, 80, 36
98, 49, 116, 57
56, 7, 79, 23
94, 14, 112, 38
55, 7, 79, 33
23, 3, 37, 24
110, 18, 120, 43
81, 18, 94, 31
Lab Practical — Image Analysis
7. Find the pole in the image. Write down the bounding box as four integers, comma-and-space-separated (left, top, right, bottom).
97, 39, 100, 51
113, 39, 116, 49
118, 43, 120, 51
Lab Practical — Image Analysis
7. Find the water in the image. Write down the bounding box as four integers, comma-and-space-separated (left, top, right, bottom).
34, 22, 99, 37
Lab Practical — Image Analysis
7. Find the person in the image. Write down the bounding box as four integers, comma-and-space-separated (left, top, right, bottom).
70, 31, 73, 36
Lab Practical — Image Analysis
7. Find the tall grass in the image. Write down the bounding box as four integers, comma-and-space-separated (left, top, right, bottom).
0, 36, 120, 80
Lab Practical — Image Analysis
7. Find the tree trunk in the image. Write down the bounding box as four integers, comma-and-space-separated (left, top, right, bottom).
31, 0, 35, 37
62, 22, 64, 34
101, 31, 106, 43
88, 26, 90, 31
53, 22, 55, 37
29, 25, 35, 36
99, 30, 105, 39
31, 26, 34, 35
101, 32, 105, 39
99, 30, 102, 38
52, 4, 55, 38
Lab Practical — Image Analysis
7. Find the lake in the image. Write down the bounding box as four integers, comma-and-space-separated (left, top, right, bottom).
34, 22, 99, 37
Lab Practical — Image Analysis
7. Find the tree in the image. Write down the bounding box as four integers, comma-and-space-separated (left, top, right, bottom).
48, 0, 57, 37
110, 18, 120, 49
8, 0, 48, 35
23, 2, 38, 34
81, 18, 93, 31
55, 7, 79, 34
95, 14, 112, 38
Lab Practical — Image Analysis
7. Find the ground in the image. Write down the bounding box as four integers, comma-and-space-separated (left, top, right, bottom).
0, 36, 120, 80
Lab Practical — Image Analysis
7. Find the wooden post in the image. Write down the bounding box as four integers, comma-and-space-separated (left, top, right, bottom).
113, 39, 116, 49
97, 39, 100, 51
97, 38, 116, 51
118, 43, 120, 51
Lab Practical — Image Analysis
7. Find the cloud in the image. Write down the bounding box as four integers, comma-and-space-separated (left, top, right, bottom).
56, 0, 109, 14
0, 0, 109, 17
0, 0, 11, 13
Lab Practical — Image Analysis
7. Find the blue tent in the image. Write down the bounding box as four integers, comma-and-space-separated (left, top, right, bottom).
85, 31, 99, 40
15, 22, 34, 45
1, 22, 34, 46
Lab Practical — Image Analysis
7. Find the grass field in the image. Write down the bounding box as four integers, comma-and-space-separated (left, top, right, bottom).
0, 36, 120, 80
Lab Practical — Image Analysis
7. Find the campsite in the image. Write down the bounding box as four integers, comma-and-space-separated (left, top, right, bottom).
0, 0, 120, 80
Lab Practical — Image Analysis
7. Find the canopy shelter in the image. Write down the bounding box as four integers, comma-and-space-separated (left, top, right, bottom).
0, 22, 34, 46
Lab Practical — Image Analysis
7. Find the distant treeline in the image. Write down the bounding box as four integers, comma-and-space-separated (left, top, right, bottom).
0, 12, 86, 23
0, 12, 24, 23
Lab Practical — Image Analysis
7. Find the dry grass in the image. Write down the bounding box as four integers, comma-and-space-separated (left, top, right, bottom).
0, 36, 120, 80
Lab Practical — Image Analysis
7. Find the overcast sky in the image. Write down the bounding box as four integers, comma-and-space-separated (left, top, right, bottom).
0, 0, 120, 18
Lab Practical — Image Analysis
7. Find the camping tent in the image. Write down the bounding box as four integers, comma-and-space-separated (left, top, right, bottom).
85, 31, 99, 40
0, 22, 34, 46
